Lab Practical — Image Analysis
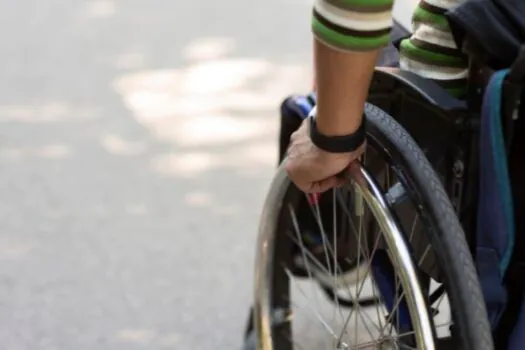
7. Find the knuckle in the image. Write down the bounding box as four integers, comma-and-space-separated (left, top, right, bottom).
299, 183, 310, 193
284, 161, 292, 174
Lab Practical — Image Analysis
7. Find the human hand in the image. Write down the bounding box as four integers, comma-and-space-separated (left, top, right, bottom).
284, 118, 366, 194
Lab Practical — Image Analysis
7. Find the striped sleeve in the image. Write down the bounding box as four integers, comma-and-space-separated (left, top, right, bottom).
312, 0, 395, 52
398, 0, 468, 97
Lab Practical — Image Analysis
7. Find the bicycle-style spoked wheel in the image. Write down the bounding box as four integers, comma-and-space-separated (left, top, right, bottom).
252, 105, 493, 350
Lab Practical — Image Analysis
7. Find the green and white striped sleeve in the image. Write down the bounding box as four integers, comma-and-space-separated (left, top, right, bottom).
312, 0, 395, 52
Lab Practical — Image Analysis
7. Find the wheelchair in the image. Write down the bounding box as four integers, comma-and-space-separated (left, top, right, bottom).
247, 37, 525, 350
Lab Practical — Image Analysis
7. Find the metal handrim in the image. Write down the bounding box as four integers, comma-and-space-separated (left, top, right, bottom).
253, 162, 436, 349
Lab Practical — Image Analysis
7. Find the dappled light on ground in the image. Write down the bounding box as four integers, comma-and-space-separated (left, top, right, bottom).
115, 51, 146, 70
184, 191, 214, 208
0, 32, 309, 350
115, 329, 182, 346
152, 152, 215, 177
183, 37, 236, 62
152, 114, 276, 147
0, 0, 317, 347
114, 58, 309, 121
0, 144, 72, 160
102, 133, 147, 156
86, 0, 116, 19
114, 37, 311, 178
0, 103, 102, 123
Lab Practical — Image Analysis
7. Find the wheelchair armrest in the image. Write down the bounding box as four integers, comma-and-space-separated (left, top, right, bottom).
367, 67, 470, 195
371, 67, 468, 112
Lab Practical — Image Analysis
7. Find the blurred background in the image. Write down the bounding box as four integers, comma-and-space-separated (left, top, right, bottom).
0, 1, 415, 349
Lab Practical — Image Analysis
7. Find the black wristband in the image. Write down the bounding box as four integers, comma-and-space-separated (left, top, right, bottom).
309, 116, 366, 153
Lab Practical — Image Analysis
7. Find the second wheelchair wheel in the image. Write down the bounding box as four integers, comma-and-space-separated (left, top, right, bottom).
252, 103, 493, 350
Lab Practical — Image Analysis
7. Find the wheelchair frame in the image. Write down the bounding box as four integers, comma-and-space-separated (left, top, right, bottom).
366, 53, 523, 349
368, 52, 523, 255
249, 34, 524, 349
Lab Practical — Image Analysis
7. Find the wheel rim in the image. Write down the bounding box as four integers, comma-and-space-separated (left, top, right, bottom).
253, 161, 436, 350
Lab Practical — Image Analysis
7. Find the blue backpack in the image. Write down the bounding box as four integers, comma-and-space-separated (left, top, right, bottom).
476, 50, 525, 348
443, 0, 525, 344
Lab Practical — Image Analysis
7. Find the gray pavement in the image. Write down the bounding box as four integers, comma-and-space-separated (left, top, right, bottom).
0, 1, 414, 349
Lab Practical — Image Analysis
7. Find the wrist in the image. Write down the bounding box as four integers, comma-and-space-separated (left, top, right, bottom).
309, 114, 366, 153
315, 109, 363, 137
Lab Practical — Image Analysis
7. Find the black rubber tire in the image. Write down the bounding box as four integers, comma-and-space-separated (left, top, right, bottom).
362, 103, 494, 350
253, 103, 494, 350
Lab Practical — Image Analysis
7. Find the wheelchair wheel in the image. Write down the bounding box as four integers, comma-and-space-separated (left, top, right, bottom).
252, 104, 493, 350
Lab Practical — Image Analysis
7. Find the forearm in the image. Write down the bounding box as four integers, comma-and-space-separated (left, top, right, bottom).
312, 0, 394, 136
315, 40, 380, 136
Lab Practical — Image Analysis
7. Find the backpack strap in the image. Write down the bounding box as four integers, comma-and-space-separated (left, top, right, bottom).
476, 69, 516, 328
501, 45, 525, 153
507, 290, 525, 350
508, 46, 525, 83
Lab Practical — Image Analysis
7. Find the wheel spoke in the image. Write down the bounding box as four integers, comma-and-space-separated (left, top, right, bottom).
285, 268, 338, 340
